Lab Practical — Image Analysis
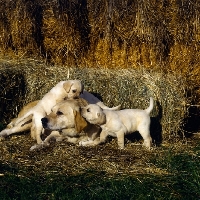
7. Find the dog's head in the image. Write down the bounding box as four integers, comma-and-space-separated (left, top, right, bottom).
63, 80, 84, 99
41, 99, 88, 135
81, 104, 106, 125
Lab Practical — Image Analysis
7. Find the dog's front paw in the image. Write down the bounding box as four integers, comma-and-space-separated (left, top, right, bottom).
29, 142, 49, 151
79, 140, 88, 146
79, 139, 95, 146
30, 144, 39, 151
30, 144, 43, 151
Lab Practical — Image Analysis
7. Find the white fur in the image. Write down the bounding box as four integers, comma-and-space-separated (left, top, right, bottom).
81, 97, 154, 149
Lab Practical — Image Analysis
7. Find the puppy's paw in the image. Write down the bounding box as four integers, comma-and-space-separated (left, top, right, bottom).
79, 140, 88, 146
55, 137, 63, 142
143, 139, 153, 150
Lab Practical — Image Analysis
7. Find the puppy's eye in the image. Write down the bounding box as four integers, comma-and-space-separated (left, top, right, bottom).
56, 111, 63, 116
87, 108, 90, 112
72, 89, 77, 93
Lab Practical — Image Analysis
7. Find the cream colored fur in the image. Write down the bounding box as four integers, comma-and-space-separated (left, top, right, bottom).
30, 98, 101, 150
81, 97, 154, 149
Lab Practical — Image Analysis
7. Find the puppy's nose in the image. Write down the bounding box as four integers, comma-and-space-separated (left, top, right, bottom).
41, 117, 48, 128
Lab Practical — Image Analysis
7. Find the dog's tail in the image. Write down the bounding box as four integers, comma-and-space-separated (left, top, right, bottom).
145, 97, 154, 114
97, 102, 121, 111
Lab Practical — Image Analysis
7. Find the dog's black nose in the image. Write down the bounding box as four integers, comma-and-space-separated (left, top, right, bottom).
41, 117, 48, 128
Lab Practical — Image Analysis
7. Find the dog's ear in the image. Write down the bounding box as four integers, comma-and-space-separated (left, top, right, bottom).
77, 98, 89, 107
63, 81, 73, 93
73, 110, 88, 133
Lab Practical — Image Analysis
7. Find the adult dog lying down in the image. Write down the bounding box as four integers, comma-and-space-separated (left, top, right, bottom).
80, 97, 154, 149
30, 98, 101, 150
0, 80, 116, 148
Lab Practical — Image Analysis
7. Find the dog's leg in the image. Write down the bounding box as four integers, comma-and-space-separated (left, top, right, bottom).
79, 129, 109, 146
6, 118, 17, 128
29, 124, 47, 151
0, 119, 32, 139
79, 137, 100, 146
34, 125, 43, 144
30, 124, 36, 140
31, 116, 44, 144
142, 133, 152, 149
44, 131, 62, 144
116, 131, 125, 149
138, 124, 152, 149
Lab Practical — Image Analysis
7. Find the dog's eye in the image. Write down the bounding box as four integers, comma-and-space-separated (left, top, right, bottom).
72, 89, 77, 93
56, 111, 63, 116
87, 108, 90, 112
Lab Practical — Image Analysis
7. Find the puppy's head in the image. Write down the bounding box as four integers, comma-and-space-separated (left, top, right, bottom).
41, 100, 87, 134
63, 80, 83, 99
81, 104, 106, 125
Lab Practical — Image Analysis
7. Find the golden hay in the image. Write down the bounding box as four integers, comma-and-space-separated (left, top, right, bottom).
0, 58, 190, 141
0, 0, 199, 79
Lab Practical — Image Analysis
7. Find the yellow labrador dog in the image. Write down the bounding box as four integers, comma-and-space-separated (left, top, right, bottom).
0, 80, 81, 144
80, 97, 154, 149
30, 98, 101, 150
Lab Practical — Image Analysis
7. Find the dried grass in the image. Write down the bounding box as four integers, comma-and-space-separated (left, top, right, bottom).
0, 0, 199, 178
0, 129, 199, 177
0, 1, 199, 97
0, 58, 189, 140
0, 1, 200, 71
0, 57, 199, 178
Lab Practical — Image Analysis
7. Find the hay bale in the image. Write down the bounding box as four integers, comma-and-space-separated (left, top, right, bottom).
0, 58, 189, 140
0, 1, 199, 70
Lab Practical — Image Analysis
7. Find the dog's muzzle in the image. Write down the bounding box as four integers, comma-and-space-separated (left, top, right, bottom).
41, 117, 48, 128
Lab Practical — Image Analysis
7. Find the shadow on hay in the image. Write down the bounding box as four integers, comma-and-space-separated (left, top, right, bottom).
0, 71, 27, 124
90, 92, 103, 102
183, 106, 200, 137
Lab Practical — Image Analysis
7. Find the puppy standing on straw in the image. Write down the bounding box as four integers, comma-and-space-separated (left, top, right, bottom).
80, 97, 154, 149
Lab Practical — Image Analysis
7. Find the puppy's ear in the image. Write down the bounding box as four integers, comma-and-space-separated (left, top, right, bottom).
73, 110, 88, 133
63, 81, 73, 93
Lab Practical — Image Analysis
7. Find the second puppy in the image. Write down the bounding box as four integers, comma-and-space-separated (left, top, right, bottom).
81, 97, 154, 149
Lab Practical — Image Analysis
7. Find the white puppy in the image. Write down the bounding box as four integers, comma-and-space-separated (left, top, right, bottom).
81, 97, 154, 149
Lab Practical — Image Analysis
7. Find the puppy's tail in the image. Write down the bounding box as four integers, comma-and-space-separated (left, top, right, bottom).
97, 102, 121, 111
145, 97, 154, 114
